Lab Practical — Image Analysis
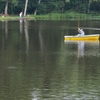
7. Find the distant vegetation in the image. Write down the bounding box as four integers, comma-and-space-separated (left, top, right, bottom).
1, 0, 100, 16
35, 11, 100, 20
0, 11, 100, 21
0, 0, 100, 20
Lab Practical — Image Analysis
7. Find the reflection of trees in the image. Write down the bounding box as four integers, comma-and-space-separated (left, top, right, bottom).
38, 27, 43, 52
0, 21, 24, 100
24, 20, 29, 55
5, 21, 8, 39
62, 41, 100, 98
0, 21, 100, 100
19, 20, 23, 34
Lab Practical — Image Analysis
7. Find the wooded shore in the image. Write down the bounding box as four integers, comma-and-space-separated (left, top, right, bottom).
0, 12, 100, 21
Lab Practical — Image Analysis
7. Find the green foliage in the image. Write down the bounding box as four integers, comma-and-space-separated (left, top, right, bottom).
38, 0, 65, 14
0, 1, 5, 13
0, 0, 99, 15
91, 1, 100, 12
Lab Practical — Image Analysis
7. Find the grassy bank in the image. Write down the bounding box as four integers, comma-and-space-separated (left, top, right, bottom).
35, 12, 100, 20
0, 11, 100, 21
0, 16, 35, 21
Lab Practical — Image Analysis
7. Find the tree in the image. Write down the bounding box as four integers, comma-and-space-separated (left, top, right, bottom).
0, 0, 99, 15
34, 0, 41, 15
35, 0, 65, 14
24, 0, 29, 16
4, 0, 8, 15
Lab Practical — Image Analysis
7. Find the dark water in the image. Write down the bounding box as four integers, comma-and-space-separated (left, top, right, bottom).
0, 20, 100, 100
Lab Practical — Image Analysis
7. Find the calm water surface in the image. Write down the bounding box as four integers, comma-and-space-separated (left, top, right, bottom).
0, 20, 100, 100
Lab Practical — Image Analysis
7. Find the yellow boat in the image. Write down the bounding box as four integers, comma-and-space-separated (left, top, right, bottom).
64, 34, 100, 41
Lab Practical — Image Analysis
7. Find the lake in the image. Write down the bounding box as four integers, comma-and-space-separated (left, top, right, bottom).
0, 20, 100, 100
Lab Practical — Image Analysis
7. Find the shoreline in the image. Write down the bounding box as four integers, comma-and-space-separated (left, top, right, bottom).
0, 12, 100, 21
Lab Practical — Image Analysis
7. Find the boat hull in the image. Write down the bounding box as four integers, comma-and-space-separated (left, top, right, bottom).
64, 34, 99, 41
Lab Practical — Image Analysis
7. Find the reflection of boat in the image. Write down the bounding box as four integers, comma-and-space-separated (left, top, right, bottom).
64, 40, 99, 57
64, 34, 99, 40
77, 41, 84, 58
64, 40, 99, 44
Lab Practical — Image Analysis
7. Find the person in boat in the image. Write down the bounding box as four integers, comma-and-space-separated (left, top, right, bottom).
76, 27, 85, 36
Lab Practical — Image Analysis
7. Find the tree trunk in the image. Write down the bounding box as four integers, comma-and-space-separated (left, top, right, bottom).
4, 0, 8, 15
34, 0, 41, 16
24, 0, 29, 16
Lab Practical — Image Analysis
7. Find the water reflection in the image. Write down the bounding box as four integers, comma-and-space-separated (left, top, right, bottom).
64, 40, 100, 99
0, 20, 100, 100
77, 41, 84, 58
19, 19, 29, 55
19, 20, 23, 34
5, 21, 8, 39
24, 20, 29, 55
1, 20, 8, 38
64, 40, 99, 57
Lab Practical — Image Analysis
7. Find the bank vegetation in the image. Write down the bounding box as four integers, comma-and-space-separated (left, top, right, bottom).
0, 0, 100, 20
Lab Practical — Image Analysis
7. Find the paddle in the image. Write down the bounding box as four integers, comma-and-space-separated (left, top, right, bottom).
78, 13, 80, 29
